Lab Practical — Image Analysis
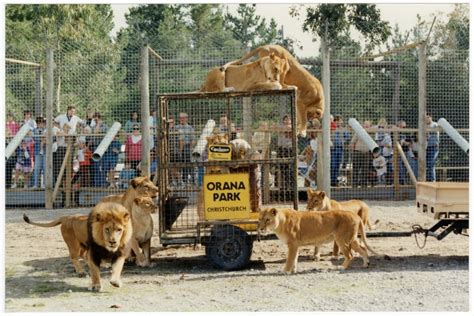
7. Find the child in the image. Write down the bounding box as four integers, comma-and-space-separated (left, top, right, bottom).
372, 151, 387, 185
119, 162, 137, 189
13, 140, 32, 188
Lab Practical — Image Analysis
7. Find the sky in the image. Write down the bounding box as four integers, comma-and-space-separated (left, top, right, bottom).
110, 3, 457, 57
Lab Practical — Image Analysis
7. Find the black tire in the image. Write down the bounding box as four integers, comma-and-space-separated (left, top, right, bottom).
205, 224, 253, 271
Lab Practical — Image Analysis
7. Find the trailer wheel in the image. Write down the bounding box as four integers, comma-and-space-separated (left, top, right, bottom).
205, 224, 253, 271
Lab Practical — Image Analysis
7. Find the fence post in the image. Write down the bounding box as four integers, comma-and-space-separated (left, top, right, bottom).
64, 136, 73, 207
319, 35, 331, 196
45, 49, 54, 209
140, 44, 150, 177
418, 42, 427, 181
393, 130, 400, 199
35, 66, 43, 116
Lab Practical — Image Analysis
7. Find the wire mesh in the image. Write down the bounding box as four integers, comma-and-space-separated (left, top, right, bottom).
5, 42, 469, 208
156, 90, 298, 236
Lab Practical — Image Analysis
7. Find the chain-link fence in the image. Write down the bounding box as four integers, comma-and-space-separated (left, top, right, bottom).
5, 40, 469, 209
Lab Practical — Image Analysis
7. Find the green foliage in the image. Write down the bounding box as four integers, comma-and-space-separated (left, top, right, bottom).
224, 4, 267, 49
224, 4, 299, 52
295, 4, 391, 53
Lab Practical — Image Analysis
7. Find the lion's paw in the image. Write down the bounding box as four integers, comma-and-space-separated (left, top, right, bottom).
88, 283, 102, 292
110, 278, 122, 288
77, 271, 88, 278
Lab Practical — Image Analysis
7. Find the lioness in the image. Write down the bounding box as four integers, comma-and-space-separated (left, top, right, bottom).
306, 189, 379, 260
87, 202, 132, 292
101, 176, 159, 214
23, 213, 89, 276
130, 196, 157, 267
226, 44, 324, 137
306, 188, 379, 230
258, 208, 381, 273
200, 53, 287, 92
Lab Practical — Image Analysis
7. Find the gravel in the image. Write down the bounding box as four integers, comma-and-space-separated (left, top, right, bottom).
5, 201, 469, 312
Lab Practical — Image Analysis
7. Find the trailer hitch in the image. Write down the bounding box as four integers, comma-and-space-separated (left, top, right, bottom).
412, 224, 428, 249
412, 218, 469, 249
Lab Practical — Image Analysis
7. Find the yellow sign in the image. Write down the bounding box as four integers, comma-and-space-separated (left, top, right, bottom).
208, 144, 232, 161
204, 173, 250, 220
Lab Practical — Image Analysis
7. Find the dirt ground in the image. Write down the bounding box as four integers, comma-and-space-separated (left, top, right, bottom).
5, 201, 470, 312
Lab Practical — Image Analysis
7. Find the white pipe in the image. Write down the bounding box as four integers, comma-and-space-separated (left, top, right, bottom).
92, 122, 122, 161
192, 119, 216, 158
5, 124, 32, 159
438, 118, 469, 154
348, 118, 380, 155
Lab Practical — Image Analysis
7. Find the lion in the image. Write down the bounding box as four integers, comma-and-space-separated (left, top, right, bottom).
101, 176, 159, 213
129, 196, 157, 267
87, 202, 132, 292
23, 213, 89, 276
200, 53, 288, 92
306, 188, 379, 260
258, 207, 383, 273
225, 44, 325, 137
306, 188, 379, 230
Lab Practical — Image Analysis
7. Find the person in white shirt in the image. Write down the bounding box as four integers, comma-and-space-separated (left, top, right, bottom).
52, 122, 73, 184
23, 110, 37, 131
372, 151, 387, 185
54, 105, 83, 134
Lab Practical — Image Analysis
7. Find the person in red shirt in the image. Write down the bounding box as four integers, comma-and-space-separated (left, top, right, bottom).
330, 114, 337, 131
125, 124, 142, 171
6, 113, 19, 136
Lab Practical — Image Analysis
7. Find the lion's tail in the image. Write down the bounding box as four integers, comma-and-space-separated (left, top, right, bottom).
222, 46, 267, 69
23, 213, 67, 228
358, 202, 380, 230
358, 220, 391, 260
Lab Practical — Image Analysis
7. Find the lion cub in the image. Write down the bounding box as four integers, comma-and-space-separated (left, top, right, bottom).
130, 196, 157, 267
258, 208, 380, 273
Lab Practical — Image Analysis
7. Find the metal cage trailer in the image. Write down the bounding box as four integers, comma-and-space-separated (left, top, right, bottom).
156, 90, 299, 270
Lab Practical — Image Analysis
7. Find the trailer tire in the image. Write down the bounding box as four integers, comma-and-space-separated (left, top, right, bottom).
205, 224, 253, 271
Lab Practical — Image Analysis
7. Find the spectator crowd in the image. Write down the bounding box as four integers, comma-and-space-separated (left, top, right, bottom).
6, 106, 441, 198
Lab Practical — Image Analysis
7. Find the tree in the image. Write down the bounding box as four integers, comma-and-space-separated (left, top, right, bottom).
6, 4, 117, 116
224, 4, 267, 49
292, 4, 391, 53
